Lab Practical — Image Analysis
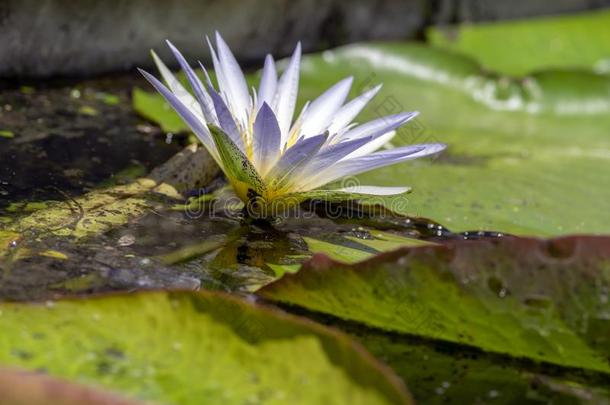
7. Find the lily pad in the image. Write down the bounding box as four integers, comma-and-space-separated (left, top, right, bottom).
428, 9, 610, 75
0, 290, 411, 405
297, 43, 610, 236
259, 236, 610, 377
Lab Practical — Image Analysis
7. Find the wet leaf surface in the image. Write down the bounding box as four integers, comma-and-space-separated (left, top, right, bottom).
0, 290, 412, 405
259, 236, 610, 378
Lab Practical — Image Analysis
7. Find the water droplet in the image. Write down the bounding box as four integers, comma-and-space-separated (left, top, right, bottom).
165, 133, 174, 144
488, 390, 499, 398
427, 223, 435, 229
9, 240, 17, 248
436, 230, 443, 236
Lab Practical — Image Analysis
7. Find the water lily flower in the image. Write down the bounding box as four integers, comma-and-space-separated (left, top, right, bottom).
139, 33, 445, 217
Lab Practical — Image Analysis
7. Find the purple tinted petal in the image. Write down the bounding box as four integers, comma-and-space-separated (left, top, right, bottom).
150, 50, 200, 117
340, 112, 418, 141
138, 68, 217, 158
206, 84, 244, 152
304, 143, 446, 190
253, 102, 281, 174
267, 133, 326, 184
294, 136, 373, 182
166, 41, 215, 123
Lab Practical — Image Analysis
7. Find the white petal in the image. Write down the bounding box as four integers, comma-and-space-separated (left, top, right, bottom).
207, 84, 245, 152
303, 143, 446, 190
165, 41, 216, 124
291, 136, 373, 188
300, 77, 353, 138
139, 68, 220, 164
339, 112, 418, 142
327, 84, 382, 134
151, 50, 200, 118
341, 130, 396, 160
273, 42, 302, 147
257, 54, 278, 110
336, 185, 410, 195
214, 32, 251, 126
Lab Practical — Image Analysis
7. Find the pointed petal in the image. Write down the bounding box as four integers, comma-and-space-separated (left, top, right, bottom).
339, 112, 418, 142
138, 68, 219, 162
166, 41, 215, 123
207, 84, 245, 152
253, 102, 282, 175
342, 130, 396, 160
300, 77, 353, 138
327, 84, 382, 134
257, 54, 278, 110
266, 133, 326, 188
214, 32, 250, 125
198, 60, 215, 89
273, 42, 302, 146
336, 185, 410, 195
303, 143, 446, 190
150, 50, 199, 116
291, 136, 373, 187
206, 36, 229, 100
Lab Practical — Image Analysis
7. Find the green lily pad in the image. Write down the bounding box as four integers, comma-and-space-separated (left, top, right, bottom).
346, 324, 610, 404
0, 291, 412, 405
297, 43, 610, 236
259, 236, 610, 377
428, 9, 610, 75
133, 87, 186, 133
